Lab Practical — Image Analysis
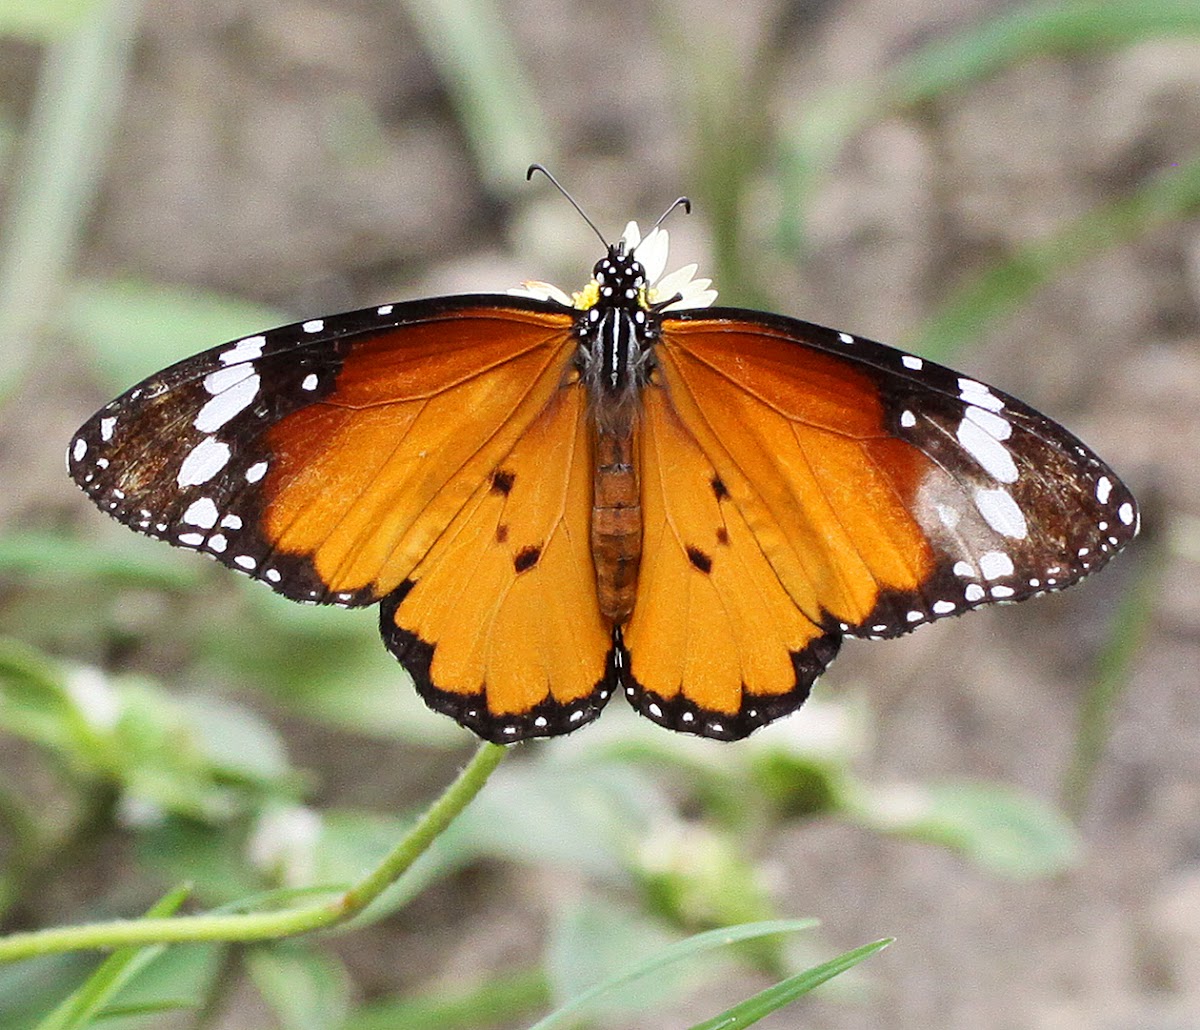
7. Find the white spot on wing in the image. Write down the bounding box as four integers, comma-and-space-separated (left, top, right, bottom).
73, 438, 87, 461
974, 487, 1028, 539
900, 410, 916, 428
963, 404, 1012, 441
933, 600, 957, 614
965, 583, 986, 602
958, 377, 1005, 412
838, 332, 854, 344
902, 354, 923, 370
179, 532, 204, 546
245, 461, 268, 483
301, 373, 318, 391
220, 335, 265, 365
221, 514, 243, 530
100, 417, 116, 441
204, 364, 255, 395
1096, 476, 1112, 504
979, 550, 1015, 580
957, 417, 1017, 483
1118, 501, 1134, 526
182, 497, 220, 528
195, 373, 260, 432
302, 319, 324, 334
953, 560, 974, 578
178, 437, 231, 486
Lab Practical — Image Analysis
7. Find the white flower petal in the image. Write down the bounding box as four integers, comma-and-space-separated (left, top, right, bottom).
653, 262, 700, 300
635, 227, 670, 284
662, 283, 718, 311
507, 280, 574, 306
619, 221, 642, 251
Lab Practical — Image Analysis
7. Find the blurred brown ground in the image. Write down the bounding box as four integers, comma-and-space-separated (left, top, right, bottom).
3, 0, 1199, 1026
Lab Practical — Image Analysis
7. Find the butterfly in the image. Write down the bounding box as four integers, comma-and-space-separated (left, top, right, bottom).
69, 168, 1138, 744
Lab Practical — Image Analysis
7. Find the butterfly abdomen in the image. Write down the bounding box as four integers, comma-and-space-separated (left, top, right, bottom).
591, 421, 641, 622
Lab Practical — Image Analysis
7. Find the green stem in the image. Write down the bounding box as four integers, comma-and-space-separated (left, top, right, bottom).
0, 742, 507, 962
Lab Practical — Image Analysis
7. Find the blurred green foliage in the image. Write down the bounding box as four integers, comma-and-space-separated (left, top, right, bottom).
0, 0, 1184, 1024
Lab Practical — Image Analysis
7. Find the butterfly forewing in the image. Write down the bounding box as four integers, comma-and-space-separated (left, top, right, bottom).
69, 298, 580, 608
655, 310, 1138, 643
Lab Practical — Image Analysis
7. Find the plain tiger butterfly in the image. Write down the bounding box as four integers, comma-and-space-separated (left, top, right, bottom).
69, 167, 1138, 744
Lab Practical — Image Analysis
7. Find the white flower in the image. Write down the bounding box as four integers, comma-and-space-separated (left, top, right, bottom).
247, 804, 323, 887
509, 220, 717, 311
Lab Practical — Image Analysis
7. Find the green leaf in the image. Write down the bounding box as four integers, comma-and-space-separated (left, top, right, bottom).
687, 938, 894, 1030
344, 968, 549, 1030
545, 899, 699, 1019
0, 639, 79, 752
0, 530, 203, 592
852, 780, 1079, 879
0, 0, 101, 42
136, 819, 269, 909
247, 943, 351, 1030
449, 757, 667, 879
528, 918, 818, 1030
64, 277, 288, 391
32, 884, 191, 1030
0, 955, 97, 1030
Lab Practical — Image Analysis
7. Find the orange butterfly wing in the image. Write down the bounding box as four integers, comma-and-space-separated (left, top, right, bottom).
380, 382, 617, 740
70, 298, 616, 741
621, 310, 1136, 739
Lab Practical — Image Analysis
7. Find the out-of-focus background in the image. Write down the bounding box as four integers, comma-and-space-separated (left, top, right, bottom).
1, 0, 1197, 1027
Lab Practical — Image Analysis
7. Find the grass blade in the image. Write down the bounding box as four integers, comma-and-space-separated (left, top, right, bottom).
527, 918, 817, 1030
33, 884, 191, 1030
687, 938, 894, 1030
908, 151, 1200, 361
0, 0, 141, 400
401, 0, 550, 189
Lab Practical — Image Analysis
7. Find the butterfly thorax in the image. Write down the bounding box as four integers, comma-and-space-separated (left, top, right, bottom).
576, 246, 656, 410
576, 244, 655, 624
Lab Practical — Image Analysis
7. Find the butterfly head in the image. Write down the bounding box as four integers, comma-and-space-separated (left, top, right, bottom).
590, 246, 649, 311
508, 221, 718, 314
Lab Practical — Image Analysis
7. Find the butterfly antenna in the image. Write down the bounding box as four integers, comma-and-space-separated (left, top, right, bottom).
650, 196, 692, 232
526, 164, 609, 248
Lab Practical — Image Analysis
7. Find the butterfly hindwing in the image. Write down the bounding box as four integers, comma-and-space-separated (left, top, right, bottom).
621, 385, 842, 740
380, 383, 617, 743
